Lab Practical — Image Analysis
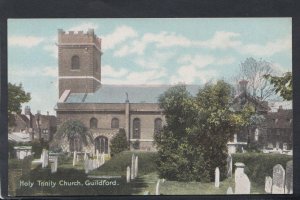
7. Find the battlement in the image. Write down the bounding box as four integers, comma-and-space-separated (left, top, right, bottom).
58, 29, 101, 50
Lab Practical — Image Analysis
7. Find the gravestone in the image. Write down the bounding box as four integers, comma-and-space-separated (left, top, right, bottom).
42, 149, 48, 168
234, 162, 245, 183
44, 150, 49, 167
235, 173, 251, 194
227, 154, 232, 178
135, 156, 138, 178
226, 187, 233, 194
131, 154, 135, 180
126, 166, 130, 183
51, 163, 56, 173
272, 164, 285, 194
265, 176, 272, 193
84, 151, 87, 160
285, 160, 293, 194
155, 179, 160, 195
73, 151, 77, 166
84, 159, 89, 173
215, 167, 220, 188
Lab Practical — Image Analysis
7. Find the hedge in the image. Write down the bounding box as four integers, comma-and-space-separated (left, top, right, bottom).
232, 153, 292, 185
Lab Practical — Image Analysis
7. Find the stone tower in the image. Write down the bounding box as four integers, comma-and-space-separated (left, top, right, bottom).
58, 29, 102, 97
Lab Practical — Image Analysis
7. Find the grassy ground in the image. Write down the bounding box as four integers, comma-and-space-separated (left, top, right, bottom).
10, 151, 267, 196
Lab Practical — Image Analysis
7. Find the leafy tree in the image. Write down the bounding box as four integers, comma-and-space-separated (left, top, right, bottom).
52, 120, 93, 152
264, 72, 292, 101
110, 128, 129, 156
8, 82, 31, 126
155, 81, 252, 182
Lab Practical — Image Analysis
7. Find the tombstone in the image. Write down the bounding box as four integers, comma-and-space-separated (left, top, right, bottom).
285, 161, 293, 194
143, 191, 150, 195
134, 156, 138, 178
84, 151, 87, 160
227, 154, 232, 178
126, 166, 131, 183
51, 162, 56, 173
265, 176, 272, 193
234, 133, 237, 143
235, 173, 251, 194
155, 179, 160, 195
73, 151, 77, 166
44, 150, 49, 167
131, 154, 135, 180
234, 162, 245, 183
226, 187, 233, 194
42, 149, 48, 168
84, 159, 89, 173
272, 164, 285, 194
215, 167, 220, 188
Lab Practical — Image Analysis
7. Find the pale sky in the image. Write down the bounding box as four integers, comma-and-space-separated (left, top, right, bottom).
8, 18, 292, 115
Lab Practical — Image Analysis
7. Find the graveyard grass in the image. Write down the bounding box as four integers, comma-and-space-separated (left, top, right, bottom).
12, 151, 287, 195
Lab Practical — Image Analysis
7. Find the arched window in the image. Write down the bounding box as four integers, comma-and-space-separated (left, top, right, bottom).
90, 118, 98, 129
71, 55, 80, 69
69, 134, 82, 152
95, 136, 108, 154
132, 118, 141, 139
111, 118, 119, 129
154, 118, 162, 135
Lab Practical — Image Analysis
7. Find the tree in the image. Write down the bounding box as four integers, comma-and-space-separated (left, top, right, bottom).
234, 57, 275, 100
264, 72, 292, 101
155, 82, 252, 182
110, 128, 129, 156
8, 82, 31, 126
52, 120, 93, 152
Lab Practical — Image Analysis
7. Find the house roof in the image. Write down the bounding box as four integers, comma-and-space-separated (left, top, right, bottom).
263, 109, 293, 129
64, 84, 201, 104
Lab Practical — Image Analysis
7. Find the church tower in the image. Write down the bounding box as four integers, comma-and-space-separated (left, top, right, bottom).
58, 29, 102, 97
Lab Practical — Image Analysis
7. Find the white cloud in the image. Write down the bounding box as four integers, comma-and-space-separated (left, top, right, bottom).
215, 56, 236, 65
43, 66, 58, 77
197, 31, 241, 49
8, 36, 44, 48
178, 54, 215, 68
238, 36, 291, 57
44, 44, 58, 58
8, 65, 57, 78
102, 26, 138, 50
134, 52, 174, 69
102, 65, 128, 78
67, 22, 99, 32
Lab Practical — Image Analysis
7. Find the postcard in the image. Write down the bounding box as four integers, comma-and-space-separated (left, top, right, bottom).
7, 18, 293, 196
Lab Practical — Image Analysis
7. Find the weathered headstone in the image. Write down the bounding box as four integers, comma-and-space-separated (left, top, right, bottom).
44, 150, 49, 167
73, 151, 77, 166
42, 149, 48, 168
234, 162, 245, 183
126, 166, 130, 183
215, 167, 220, 188
84, 151, 87, 160
51, 163, 56, 173
235, 173, 251, 194
272, 164, 285, 194
227, 154, 232, 178
135, 156, 138, 178
226, 187, 233, 194
155, 179, 160, 195
131, 154, 135, 180
84, 159, 89, 173
285, 160, 293, 194
265, 176, 272, 193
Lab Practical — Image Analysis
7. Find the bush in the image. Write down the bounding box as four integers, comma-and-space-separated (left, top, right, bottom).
110, 129, 129, 156
91, 151, 158, 176
232, 153, 292, 185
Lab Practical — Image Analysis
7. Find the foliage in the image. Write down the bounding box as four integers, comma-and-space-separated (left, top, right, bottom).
110, 128, 129, 156
264, 72, 292, 101
234, 57, 275, 100
155, 82, 253, 182
8, 82, 31, 127
90, 151, 158, 176
232, 153, 292, 185
53, 120, 92, 150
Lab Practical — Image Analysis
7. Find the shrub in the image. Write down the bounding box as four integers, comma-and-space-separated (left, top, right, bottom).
232, 153, 292, 185
110, 129, 129, 156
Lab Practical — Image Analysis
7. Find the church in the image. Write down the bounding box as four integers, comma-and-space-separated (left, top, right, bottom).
55, 29, 199, 154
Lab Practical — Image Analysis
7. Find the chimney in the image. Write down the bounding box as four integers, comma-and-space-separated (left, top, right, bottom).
238, 80, 248, 94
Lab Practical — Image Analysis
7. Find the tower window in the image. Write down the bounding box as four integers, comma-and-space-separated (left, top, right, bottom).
111, 118, 119, 129
90, 117, 98, 129
71, 55, 80, 69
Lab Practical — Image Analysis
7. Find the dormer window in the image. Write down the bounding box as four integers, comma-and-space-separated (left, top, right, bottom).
71, 55, 80, 69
